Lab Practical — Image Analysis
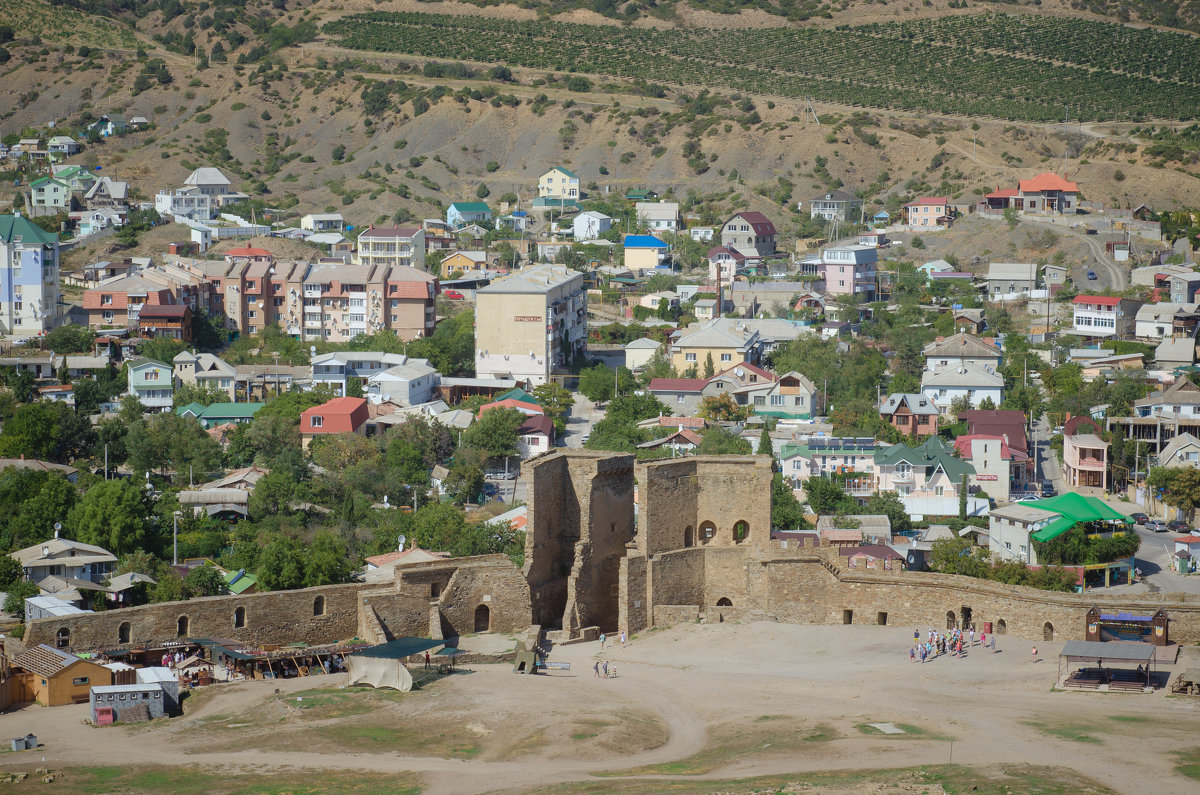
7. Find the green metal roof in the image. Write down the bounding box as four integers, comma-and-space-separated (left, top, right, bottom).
494, 388, 539, 405
352, 637, 444, 659
223, 569, 258, 594
0, 214, 57, 246
549, 166, 578, 179
198, 402, 265, 420
874, 436, 972, 479
176, 402, 206, 418
449, 202, 491, 213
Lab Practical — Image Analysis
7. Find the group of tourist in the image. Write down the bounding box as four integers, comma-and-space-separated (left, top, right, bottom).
593, 660, 617, 678
910, 626, 996, 663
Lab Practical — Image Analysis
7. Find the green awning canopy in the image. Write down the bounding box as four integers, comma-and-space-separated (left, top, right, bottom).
351, 637, 443, 660
1025, 493, 1133, 543
213, 645, 256, 661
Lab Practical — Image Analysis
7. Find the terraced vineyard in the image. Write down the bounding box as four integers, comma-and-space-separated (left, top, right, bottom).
323, 12, 1200, 122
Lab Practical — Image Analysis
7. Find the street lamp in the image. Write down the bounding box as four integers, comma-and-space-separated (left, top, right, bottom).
172, 510, 182, 566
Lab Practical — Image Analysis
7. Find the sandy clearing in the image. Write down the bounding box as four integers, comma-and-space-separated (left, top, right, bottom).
1, 622, 1198, 794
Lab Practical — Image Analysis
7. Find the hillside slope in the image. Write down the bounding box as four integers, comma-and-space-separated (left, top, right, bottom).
1, 1, 1198, 228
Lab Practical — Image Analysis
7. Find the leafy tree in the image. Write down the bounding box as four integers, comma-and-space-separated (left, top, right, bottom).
310, 433, 381, 472
184, 565, 227, 596
305, 529, 351, 586
256, 535, 307, 590
703, 352, 715, 379
0, 403, 61, 460
346, 377, 364, 398
253, 391, 329, 423
249, 469, 298, 519
864, 491, 912, 535
930, 537, 991, 578
696, 427, 752, 455
531, 382, 575, 434
698, 392, 749, 422
3, 369, 36, 402
68, 479, 151, 555
151, 572, 191, 603
757, 425, 773, 456
173, 383, 229, 407
2, 472, 78, 552
804, 476, 855, 515
771, 473, 808, 531
959, 473, 968, 520
443, 452, 485, 505
42, 325, 95, 353
385, 438, 431, 486
73, 378, 102, 414
126, 412, 224, 480
579, 363, 617, 404
0, 555, 23, 589
4, 580, 38, 616
463, 407, 525, 460
384, 415, 455, 468
1148, 467, 1200, 524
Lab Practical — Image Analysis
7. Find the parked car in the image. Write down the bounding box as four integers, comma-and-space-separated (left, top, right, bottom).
1040, 482, 1055, 497
444, 290, 465, 300
1129, 512, 1148, 525
1087, 270, 1097, 280
1146, 519, 1167, 532
1168, 520, 1189, 533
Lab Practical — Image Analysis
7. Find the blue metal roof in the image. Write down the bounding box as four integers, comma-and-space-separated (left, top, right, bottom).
623, 235, 668, 248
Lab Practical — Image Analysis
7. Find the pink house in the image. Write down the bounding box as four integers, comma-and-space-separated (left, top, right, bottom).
902, 197, 951, 227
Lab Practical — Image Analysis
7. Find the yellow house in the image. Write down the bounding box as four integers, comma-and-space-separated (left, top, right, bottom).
623, 235, 668, 272
12, 644, 114, 707
439, 250, 488, 279
669, 318, 761, 372
537, 167, 580, 200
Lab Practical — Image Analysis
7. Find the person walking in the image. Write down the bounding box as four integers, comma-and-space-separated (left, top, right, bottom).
990, 635, 997, 654
620, 631, 626, 647
602, 660, 609, 678
594, 661, 601, 678
600, 633, 606, 650
914, 629, 920, 644
424, 651, 431, 670
1032, 645, 1039, 662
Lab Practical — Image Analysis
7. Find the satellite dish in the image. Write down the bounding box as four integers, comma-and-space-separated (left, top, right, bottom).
397, 534, 407, 552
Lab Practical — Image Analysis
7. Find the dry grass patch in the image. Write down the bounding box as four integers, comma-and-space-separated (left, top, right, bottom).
3, 765, 421, 794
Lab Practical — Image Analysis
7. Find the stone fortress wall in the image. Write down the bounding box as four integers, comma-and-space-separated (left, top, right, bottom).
24, 450, 1200, 653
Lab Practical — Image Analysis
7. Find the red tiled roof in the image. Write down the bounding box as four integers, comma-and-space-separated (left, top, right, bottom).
1072, 295, 1121, 306
954, 434, 1026, 462
673, 428, 704, 446
1019, 173, 1079, 193
301, 397, 368, 434
712, 361, 777, 384
1173, 536, 1200, 544
648, 378, 708, 392
733, 212, 777, 236
985, 188, 1018, 199
707, 245, 746, 261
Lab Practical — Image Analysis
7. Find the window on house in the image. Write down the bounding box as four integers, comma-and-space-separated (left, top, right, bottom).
102, 295, 113, 305
145, 370, 158, 381
685, 353, 696, 362
721, 353, 732, 362
754, 396, 765, 406
311, 416, 323, 427
771, 395, 785, 406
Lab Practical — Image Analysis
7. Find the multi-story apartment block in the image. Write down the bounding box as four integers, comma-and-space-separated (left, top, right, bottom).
475, 265, 587, 385
354, 226, 425, 271
0, 214, 61, 335
83, 264, 210, 330
196, 255, 436, 343
820, 245, 878, 298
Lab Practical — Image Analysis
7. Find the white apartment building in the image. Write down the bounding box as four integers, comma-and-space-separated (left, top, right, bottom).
155, 187, 215, 220
354, 226, 426, 271
311, 351, 436, 403
1, 214, 62, 335
475, 265, 587, 385
635, 202, 680, 232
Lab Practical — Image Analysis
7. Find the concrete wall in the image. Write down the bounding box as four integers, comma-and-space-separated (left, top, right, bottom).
25, 583, 371, 652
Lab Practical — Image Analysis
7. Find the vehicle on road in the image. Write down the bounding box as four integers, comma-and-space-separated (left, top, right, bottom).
444, 290, 465, 300
1146, 519, 1167, 532
1129, 512, 1148, 525
1087, 270, 1097, 280
1040, 482, 1055, 497
1168, 520, 1189, 533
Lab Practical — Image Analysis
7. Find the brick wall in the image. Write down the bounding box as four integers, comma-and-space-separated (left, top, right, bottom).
619, 555, 648, 635
436, 556, 532, 637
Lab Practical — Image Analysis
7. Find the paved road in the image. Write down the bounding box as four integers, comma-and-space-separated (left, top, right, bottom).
560, 393, 603, 449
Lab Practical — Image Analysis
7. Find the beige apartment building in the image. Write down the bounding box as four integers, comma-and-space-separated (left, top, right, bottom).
475, 265, 587, 385
354, 226, 426, 271
193, 252, 437, 343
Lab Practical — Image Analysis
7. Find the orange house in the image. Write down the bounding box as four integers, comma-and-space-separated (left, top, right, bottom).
300, 396, 369, 450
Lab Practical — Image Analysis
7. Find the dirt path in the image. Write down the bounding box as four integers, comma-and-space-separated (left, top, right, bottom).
3, 623, 1198, 793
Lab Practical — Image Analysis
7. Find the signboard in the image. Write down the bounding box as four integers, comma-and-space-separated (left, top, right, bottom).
513, 315, 542, 322
542, 661, 570, 671
975, 475, 999, 482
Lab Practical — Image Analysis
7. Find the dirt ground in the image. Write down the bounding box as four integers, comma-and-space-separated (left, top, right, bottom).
2, 622, 1198, 793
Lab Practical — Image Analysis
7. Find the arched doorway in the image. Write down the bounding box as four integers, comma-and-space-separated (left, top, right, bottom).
1043, 622, 1054, 641
474, 604, 491, 633
995, 619, 1007, 635
716, 597, 733, 607
56, 628, 70, 649
313, 596, 326, 616
684, 526, 694, 548
699, 521, 716, 544
118, 622, 131, 644
177, 616, 189, 637
234, 606, 246, 629
946, 611, 957, 630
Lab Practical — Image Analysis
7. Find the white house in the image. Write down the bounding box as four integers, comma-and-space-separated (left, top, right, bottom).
635, 202, 680, 233
183, 167, 235, 197
1135, 302, 1200, 341
516, 414, 554, 459
11, 534, 117, 585
154, 187, 215, 220
921, 363, 1003, 413
573, 211, 612, 241
300, 213, 344, 233
806, 190, 863, 222
366, 358, 439, 406
312, 351, 432, 398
